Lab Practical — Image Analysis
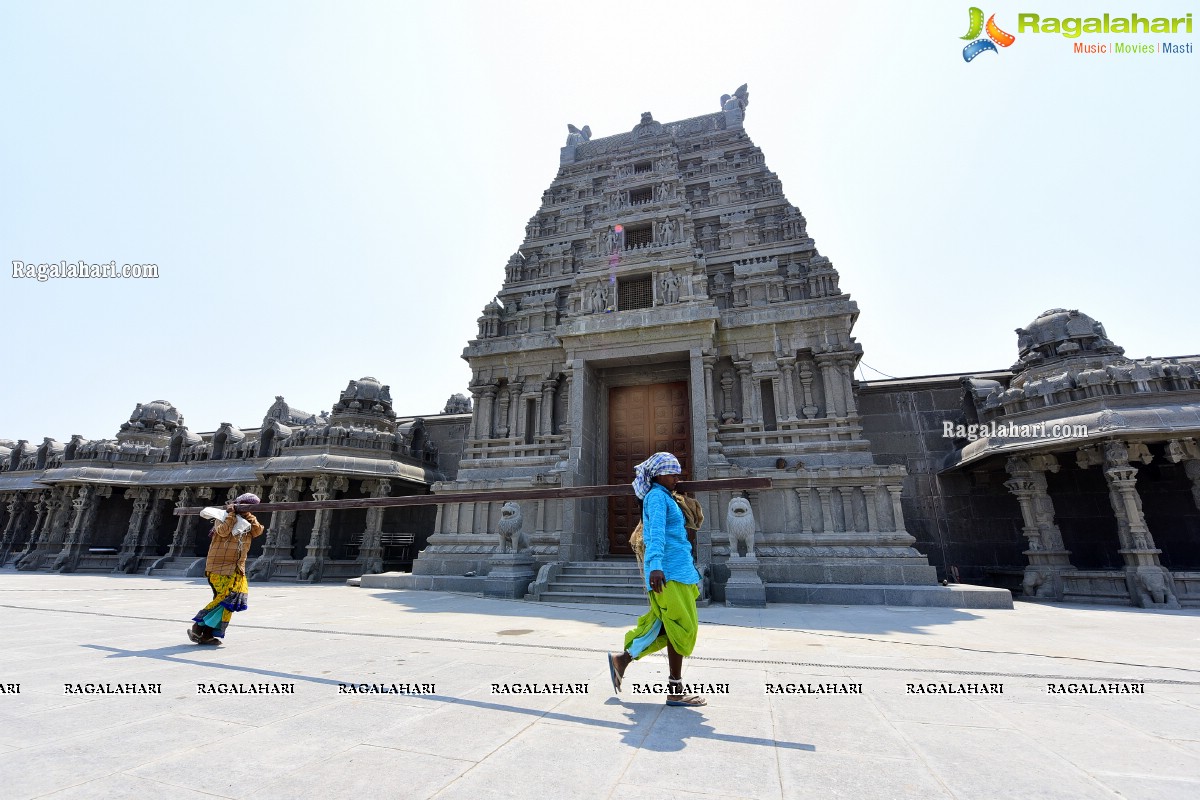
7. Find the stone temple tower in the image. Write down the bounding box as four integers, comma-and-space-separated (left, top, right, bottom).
415, 86, 964, 604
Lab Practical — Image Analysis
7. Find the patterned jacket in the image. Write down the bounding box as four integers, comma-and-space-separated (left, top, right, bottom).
205, 511, 264, 575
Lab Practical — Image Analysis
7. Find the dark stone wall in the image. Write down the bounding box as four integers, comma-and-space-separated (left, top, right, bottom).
858, 373, 1200, 586
858, 374, 1027, 587
424, 414, 471, 480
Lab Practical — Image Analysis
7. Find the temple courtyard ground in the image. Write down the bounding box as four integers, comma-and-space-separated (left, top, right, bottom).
1, 570, 1198, 799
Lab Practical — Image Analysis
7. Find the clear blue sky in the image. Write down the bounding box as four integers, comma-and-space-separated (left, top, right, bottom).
2, 1, 1197, 444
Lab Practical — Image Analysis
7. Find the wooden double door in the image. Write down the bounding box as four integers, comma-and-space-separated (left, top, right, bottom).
607, 382, 691, 555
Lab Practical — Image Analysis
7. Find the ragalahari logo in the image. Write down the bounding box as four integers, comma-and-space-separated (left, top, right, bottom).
962, 7, 1016, 61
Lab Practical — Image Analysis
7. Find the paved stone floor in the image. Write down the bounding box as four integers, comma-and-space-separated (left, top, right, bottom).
1, 570, 1198, 799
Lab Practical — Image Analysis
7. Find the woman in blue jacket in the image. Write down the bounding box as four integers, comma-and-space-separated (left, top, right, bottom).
608, 452, 706, 707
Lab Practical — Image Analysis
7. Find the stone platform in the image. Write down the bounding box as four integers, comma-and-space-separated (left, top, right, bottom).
2, 570, 1198, 800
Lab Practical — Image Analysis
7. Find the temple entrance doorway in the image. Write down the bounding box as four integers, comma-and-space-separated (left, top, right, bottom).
607, 381, 691, 556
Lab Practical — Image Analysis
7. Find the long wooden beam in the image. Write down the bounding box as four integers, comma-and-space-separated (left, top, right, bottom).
173, 477, 772, 516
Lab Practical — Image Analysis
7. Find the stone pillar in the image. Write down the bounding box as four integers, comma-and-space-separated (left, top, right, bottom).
1004, 456, 1075, 600
478, 386, 496, 440
862, 486, 880, 532
513, 384, 531, 443
816, 487, 835, 534
167, 487, 196, 558
735, 360, 753, 423
357, 479, 391, 575
886, 485, 906, 534
777, 356, 798, 421
17, 486, 70, 570
719, 370, 737, 423
139, 488, 172, 557
250, 477, 304, 581
52, 485, 111, 573
1, 493, 43, 566
115, 488, 152, 573
817, 355, 842, 418
299, 475, 348, 583
1184, 460, 1200, 512
1101, 441, 1179, 608
798, 361, 818, 419
0, 495, 21, 565
702, 352, 719, 436
793, 488, 813, 534
495, 385, 513, 438
688, 349, 710, 479
466, 385, 485, 440
837, 357, 858, 416
540, 379, 557, 438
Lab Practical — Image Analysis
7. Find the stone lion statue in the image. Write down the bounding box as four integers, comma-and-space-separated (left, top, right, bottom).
1021, 568, 1054, 599
726, 497, 756, 559
497, 502, 529, 554
1134, 567, 1179, 608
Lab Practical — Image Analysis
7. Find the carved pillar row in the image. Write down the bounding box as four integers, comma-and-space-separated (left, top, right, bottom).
357, 479, 391, 574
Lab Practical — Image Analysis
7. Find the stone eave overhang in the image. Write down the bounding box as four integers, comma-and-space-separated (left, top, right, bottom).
940, 398, 1200, 473
28, 453, 436, 489
0, 473, 47, 492
261, 453, 435, 485
34, 462, 262, 488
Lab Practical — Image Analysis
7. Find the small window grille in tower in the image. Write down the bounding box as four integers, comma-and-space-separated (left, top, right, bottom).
629, 186, 653, 205
624, 223, 653, 248
634, 160, 653, 174
618, 275, 654, 311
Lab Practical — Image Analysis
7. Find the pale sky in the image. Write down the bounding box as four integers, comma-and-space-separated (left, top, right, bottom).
2, 1, 1197, 445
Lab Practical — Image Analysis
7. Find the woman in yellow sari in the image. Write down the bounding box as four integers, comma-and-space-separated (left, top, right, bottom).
608, 453, 706, 707
188, 494, 264, 645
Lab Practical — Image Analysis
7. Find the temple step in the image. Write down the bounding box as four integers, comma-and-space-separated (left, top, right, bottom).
539, 560, 646, 604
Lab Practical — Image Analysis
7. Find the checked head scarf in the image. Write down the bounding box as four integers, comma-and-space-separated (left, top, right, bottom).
632, 452, 682, 500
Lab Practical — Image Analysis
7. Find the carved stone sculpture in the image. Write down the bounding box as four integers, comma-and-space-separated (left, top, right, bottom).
496, 501, 529, 554
726, 497, 756, 558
